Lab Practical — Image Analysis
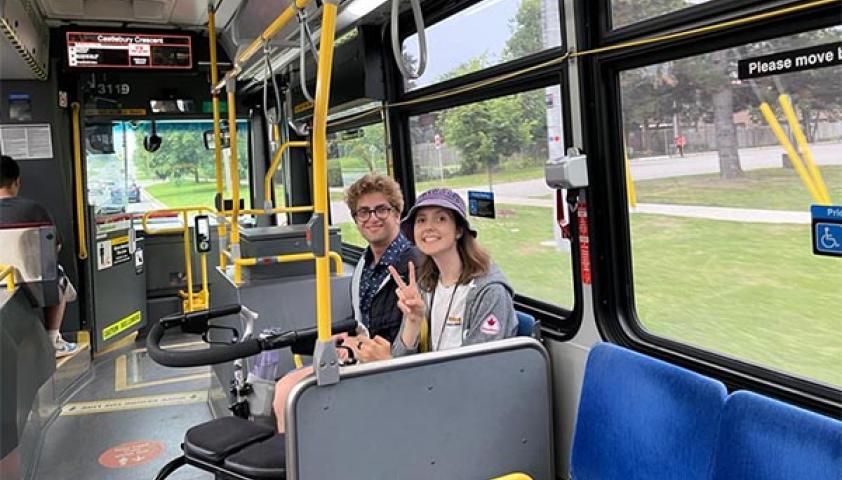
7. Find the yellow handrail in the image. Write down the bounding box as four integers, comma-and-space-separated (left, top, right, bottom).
142, 206, 216, 312
490, 474, 533, 480
313, 1, 338, 342
624, 141, 637, 208
759, 102, 826, 205
0, 264, 16, 292
264, 140, 309, 207
232, 251, 344, 285
71, 103, 88, 260
227, 87, 241, 248
777, 94, 831, 204
211, 0, 311, 94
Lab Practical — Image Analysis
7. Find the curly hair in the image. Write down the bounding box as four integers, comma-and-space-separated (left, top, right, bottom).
344, 173, 404, 214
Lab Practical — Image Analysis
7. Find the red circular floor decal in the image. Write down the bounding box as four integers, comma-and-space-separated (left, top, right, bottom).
98, 440, 164, 469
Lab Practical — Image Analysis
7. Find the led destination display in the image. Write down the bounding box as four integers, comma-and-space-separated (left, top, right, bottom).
66, 32, 192, 69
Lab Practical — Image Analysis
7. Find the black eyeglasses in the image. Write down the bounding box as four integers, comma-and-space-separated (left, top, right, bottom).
353, 204, 393, 222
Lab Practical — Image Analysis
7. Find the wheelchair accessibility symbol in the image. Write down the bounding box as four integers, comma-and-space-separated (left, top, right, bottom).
815, 223, 842, 254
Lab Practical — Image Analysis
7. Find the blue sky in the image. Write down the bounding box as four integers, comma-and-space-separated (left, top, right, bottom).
403, 0, 520, 88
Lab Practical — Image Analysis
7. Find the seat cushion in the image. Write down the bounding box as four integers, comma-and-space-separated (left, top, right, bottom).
223, 434, 286, 479
183, 416, 275, 464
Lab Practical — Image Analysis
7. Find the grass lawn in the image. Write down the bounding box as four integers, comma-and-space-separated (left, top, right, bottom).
630, 213, 841, 387
416, 166, 545, 191
634, 165, 842, 210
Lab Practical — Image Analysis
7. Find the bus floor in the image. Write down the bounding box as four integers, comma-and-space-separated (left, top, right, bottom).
34, 331, 215, 479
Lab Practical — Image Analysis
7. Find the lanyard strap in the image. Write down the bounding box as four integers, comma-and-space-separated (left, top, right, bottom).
431, 283, 459, 352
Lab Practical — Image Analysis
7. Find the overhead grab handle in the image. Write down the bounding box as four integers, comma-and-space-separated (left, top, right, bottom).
298, 7, 319, 103
391, 0, 427, 80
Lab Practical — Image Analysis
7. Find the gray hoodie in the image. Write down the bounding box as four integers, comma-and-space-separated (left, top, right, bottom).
392, 264, 518, 357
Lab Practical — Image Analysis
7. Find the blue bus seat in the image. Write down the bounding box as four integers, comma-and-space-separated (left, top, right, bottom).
570, 343, 727, 480
711, 390, 842, 480
515, 311, 539, 338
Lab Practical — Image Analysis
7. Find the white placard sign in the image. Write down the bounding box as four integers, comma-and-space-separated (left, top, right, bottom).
0, 124, 54, 159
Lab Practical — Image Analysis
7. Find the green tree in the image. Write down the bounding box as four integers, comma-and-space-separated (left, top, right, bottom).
502, 0, 542, 61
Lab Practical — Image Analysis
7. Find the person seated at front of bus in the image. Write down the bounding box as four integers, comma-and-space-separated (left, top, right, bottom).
0, 155, 78, 358
352, 187, 518, 362
271, 173, 420, 432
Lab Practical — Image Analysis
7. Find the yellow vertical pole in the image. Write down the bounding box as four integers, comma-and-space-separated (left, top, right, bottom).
208, 2, 228, 268
778, 94, 831, 204
182, 211, 195, 312
70, 103, 89, 260
314, 2, 338, 342
759, 102, 824, 205
200, 253, 208, 308
227, 86, 241, 248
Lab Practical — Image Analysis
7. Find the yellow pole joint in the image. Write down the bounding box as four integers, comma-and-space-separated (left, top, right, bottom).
0, 265, 16, 292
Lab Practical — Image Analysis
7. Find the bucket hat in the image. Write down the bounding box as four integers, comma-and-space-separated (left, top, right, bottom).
401, 188, 477, 243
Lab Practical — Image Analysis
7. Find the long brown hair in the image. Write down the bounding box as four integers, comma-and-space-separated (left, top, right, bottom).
416, 212, 490, 291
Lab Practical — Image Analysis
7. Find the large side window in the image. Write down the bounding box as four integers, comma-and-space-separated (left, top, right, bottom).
620, 27, 842, 388
402, 0, 561, 91
409, 85, 574, 308
328, 122, 389, 248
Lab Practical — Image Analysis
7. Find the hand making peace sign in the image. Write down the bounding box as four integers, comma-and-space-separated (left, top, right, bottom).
388, 261, 425, 326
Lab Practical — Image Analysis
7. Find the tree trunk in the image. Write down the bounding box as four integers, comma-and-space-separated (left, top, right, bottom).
194, 168, 200, 183
712, 50, 743, 179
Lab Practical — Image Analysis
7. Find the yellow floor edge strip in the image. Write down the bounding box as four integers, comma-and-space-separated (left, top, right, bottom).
114, 354, 211, 392
60, 390, 208, 416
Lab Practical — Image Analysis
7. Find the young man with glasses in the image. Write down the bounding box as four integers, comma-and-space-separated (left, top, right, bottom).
345, 173, 421, 342
272, 173, 419, 432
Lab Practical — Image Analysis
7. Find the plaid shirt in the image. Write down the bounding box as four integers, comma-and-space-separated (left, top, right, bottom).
358, 233, 412, 327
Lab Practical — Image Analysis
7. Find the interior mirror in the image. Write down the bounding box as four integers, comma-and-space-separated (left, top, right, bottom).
87, 125, 114, 154
203, 129, 230, 150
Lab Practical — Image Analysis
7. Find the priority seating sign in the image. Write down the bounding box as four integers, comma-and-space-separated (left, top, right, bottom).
811, 205, 842, 258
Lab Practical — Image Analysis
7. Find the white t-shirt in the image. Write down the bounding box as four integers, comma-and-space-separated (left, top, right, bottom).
430, 280, 474, 351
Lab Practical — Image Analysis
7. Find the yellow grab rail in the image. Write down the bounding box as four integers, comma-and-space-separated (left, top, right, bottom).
0, 264, 16, 292
624, 141, 637, 208
211, 0, 311, 94
759, 102, 826, 205
71, 103, 88, 260
142, 206, 216, 312
777, 94, 831, 204
313, 1, 339, 342
232, 251, 344, 285
264, 140, 309, 207
490, 474, 533, 480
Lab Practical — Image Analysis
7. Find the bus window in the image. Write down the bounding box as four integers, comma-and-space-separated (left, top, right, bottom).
328, 122, 389, 248
611, 0, 716, 30
402, 0, 561, 91
620, 27, 842, 388
85, 119, 250, 217
409, 86, 574, 308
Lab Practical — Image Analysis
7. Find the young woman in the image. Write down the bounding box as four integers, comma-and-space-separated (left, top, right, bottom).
354, 187, 518, 361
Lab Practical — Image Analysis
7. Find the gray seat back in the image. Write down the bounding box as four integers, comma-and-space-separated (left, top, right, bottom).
286, 337, 554, 480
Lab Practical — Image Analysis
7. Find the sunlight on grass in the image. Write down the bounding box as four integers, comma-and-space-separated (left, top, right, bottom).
631, 213, 842, 387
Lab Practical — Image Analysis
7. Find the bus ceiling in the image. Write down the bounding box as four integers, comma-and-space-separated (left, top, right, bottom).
2, 0, 410, 84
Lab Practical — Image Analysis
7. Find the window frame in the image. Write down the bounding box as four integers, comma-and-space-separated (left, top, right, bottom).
581, 0, 842, 415
382, 0, 582, 339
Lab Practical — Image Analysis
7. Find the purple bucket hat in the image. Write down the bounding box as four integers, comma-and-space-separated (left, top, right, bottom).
401, 188, 477, 243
